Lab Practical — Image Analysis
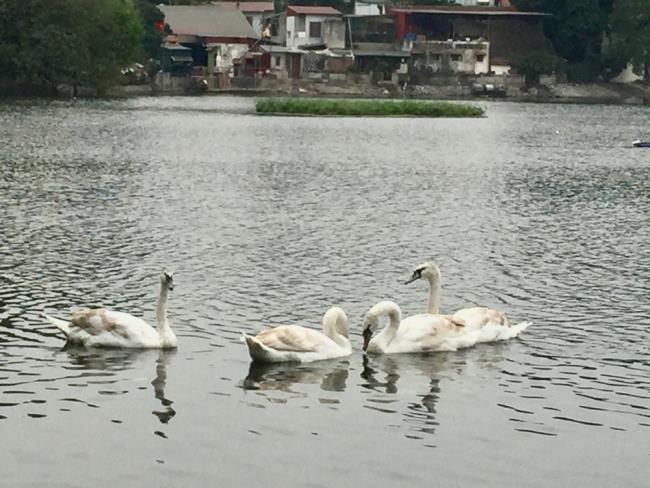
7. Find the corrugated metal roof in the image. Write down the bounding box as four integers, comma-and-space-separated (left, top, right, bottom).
237, 2, 274, 13
212, 2, 274, 13
160, 4, 257, 39
287, 6, 342, 16
389, 6, 547, 16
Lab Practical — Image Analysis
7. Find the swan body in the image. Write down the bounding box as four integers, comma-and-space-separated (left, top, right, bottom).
362, 301, 529, 355
362, 301, 465, 354
242, 307, 351, 363
405, 261, 512, 330
43, 271, 177, 349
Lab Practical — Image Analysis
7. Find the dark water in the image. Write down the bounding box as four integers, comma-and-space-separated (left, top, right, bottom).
1, 97, 649, 487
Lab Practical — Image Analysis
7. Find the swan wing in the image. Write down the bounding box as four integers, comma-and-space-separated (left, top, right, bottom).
389, 314, 457, 353
255, 325, 330, 353
70, 309, 154, 339
452, 307, 508, 329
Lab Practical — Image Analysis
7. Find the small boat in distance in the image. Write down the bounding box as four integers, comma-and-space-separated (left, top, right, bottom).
632, 140, 650, 147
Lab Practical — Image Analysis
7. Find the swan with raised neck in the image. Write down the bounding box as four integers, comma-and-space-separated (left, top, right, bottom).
405, 260, 510, 329
44, 270, 178, 348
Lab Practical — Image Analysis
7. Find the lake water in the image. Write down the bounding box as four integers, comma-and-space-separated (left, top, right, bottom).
1, 96, 649, 487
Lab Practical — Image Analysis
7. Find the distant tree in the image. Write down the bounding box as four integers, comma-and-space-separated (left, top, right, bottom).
0, 0, 142, 95
512, 0, 613, 64
605, 0, 650, 81
515, 50, 558, 86
134, 0, 165, 61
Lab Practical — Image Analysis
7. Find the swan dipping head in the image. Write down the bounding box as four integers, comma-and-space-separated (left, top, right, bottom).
361, 301, 401, 352
160, 270, 174, 291
405, 261, 440, 285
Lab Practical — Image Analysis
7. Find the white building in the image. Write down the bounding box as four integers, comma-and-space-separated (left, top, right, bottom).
283, 6, 345, 49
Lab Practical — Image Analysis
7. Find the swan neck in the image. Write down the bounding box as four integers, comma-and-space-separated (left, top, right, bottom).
427, 275, 441, 315
375, 304, 401, 348
324, 312, 350, 349
156, 285, 170, 334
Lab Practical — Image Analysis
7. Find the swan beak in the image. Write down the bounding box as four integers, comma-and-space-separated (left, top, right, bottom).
362, 327, 372, 351
404, 272, 419, 285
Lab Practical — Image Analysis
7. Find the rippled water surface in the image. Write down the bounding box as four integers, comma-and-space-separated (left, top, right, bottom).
1, 97, 649, 487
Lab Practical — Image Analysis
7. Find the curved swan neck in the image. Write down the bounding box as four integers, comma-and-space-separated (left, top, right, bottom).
323, 308, 350, 349
370, 301, 402, 349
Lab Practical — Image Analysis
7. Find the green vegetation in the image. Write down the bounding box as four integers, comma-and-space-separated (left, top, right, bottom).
0, 0, 143, 95
255, 98, 485, 117
512, 0, 650, 82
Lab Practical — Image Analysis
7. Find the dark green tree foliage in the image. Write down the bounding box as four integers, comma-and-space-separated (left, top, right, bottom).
513, 0, 615, 81
606, 0, 650, 80
0, 0, 142, 94
515, 50, 558, 86
512, 0, 613, 64
133, 0, 165, 61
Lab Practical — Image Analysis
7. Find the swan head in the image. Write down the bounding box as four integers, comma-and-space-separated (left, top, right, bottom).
361, 301, 401, 351
405, 261, 440, 285
361, 316, 378, 351
160, 270, 174, 291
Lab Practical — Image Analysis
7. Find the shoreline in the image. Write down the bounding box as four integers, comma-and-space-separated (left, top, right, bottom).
2, 80, 649, 107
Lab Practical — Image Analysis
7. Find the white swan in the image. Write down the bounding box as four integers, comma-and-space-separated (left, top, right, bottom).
405, 261, 513, 330
43, 271, 177, 349
242, 307, 351, 363
361, 301, 467, 354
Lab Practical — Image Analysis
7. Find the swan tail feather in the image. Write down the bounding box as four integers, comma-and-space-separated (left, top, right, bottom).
242, 333, 272, 362
43, 314, 71, 337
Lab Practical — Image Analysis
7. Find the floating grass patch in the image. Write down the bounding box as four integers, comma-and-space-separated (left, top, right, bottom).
255, 98, 484, 117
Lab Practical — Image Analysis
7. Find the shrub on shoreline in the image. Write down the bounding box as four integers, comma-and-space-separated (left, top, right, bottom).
255, 98, 484, 117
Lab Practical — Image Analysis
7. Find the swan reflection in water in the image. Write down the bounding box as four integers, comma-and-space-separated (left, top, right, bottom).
361, 352, 467, 437
242, 358, 350, 396
361, 345, 513, 438
61, 347, 176, 424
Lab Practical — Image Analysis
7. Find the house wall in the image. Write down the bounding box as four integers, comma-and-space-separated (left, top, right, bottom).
207, 43, 250, 74
243, 12, 265, 37
286, 15, 345, 49
412, 40, 489, 76
354, 2, 384, 15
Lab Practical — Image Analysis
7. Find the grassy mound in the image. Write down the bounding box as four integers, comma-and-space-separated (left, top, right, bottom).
255, 98, 484, 117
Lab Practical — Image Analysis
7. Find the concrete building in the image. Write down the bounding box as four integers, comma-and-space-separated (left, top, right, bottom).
283, 6, 346, 49
388, 5, 549, 75
411, 39, 490, 76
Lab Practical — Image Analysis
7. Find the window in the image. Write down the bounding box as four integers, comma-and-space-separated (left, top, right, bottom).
476, 54, 485, 62
451, 54, 462, 62
245, 16, 253, 26
309, 21, 322, 38
275, 55, 281, 67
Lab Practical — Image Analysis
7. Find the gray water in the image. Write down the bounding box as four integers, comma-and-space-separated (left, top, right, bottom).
1, 96, 649, 487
